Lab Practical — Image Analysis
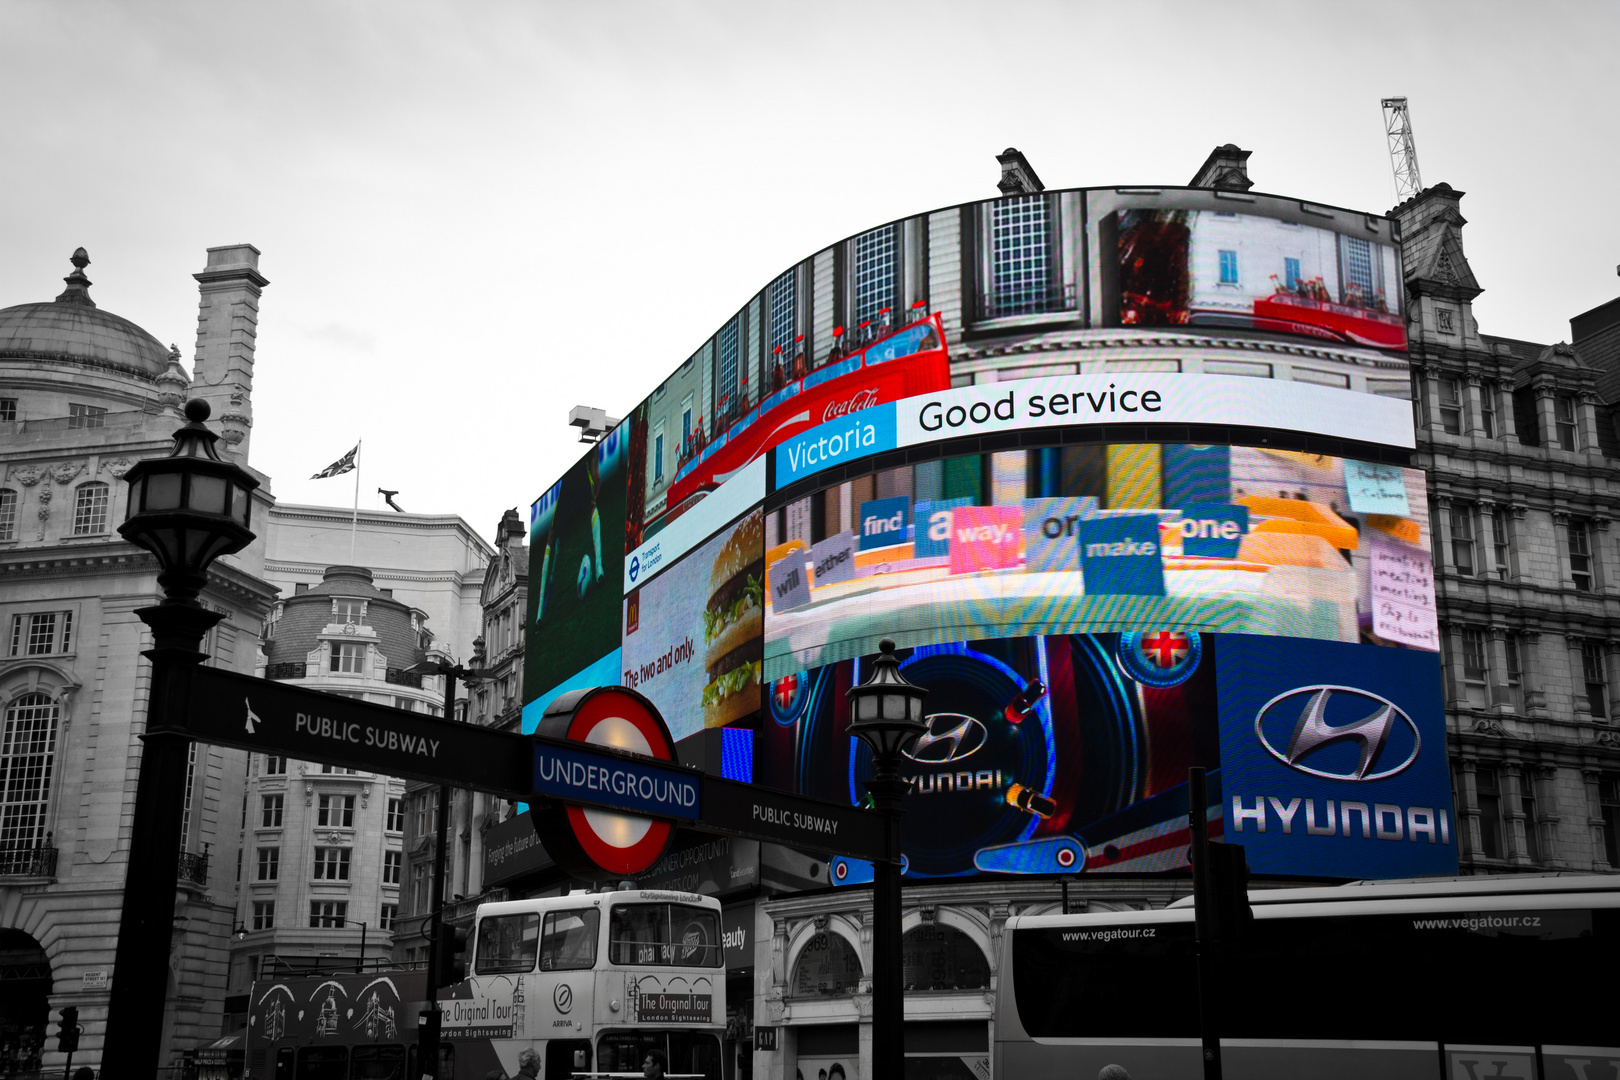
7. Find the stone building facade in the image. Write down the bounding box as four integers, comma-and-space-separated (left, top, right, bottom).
1397, 182, 1620, 872
0, 247, 277, 1075
227, 565, 442, 1012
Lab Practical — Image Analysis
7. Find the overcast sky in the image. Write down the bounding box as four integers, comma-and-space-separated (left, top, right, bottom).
3, 1, 1616, 541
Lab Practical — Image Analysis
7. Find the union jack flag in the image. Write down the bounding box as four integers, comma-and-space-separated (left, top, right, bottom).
1139, 630, 1191, 668
311, 445, 358, 479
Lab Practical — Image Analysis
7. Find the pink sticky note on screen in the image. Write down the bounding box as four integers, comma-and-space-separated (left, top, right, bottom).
948, 506, 1023, 574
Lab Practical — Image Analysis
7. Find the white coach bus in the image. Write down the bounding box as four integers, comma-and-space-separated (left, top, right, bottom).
994, 873, 1619, 1080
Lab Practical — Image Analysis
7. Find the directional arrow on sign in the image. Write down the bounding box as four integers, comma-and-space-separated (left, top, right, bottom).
178, 666, 884, 862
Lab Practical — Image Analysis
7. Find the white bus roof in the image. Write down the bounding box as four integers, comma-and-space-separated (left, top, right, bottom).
474, 889, 719, 920
1164, 871, 1620, 909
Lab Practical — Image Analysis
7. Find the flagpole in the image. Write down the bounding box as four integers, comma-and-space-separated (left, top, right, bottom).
350, 439, 362, 562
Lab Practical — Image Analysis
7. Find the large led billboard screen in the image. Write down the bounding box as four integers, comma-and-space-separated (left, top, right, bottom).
522, 183, 1449, 881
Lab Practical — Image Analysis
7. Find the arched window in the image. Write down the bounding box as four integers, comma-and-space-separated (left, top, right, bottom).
902, 924, 990, 992
0, 693, 59, 851
790, 931, 862, 998
72, 481, 110, 535
0, 488, 18, 542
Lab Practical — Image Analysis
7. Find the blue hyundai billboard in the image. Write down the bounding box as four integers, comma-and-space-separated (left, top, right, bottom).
1216, 635, 1454, 878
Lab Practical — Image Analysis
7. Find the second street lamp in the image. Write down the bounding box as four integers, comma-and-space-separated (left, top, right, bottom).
846, 639, 928, 1080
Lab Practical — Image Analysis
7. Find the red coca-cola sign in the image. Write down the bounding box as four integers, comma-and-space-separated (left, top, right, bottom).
822, 387, 881, 424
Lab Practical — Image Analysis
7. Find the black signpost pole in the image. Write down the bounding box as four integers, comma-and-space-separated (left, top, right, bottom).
845, 641, 928, 1080
416, 662, 460, 1080
1188, 766, 1222, 1080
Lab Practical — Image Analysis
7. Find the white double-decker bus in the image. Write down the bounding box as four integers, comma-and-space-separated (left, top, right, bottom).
994, 874, 1619, 1080
246, 889, 724, 1079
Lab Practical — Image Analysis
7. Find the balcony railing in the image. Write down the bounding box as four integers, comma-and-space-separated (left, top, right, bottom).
265, 661, 307, 680
178, 847, 209, 887
0, 838, 58, 878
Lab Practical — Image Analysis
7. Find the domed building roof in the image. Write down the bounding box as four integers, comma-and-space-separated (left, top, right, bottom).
0, 248, 172, 377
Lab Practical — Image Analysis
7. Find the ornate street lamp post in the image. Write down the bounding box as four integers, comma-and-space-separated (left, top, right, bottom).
845, 639, 928, 1080
105, 400, 258, 1076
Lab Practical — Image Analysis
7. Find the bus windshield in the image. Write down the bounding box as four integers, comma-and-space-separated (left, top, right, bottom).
608, 903, 722, 967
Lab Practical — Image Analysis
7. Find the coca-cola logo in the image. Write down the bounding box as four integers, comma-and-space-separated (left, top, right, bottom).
822, 388, 881, 423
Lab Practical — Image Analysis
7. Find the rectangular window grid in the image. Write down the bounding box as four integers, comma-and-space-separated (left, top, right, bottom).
256, 847, 280, 881
71, 484, 109, 535
312, 846, 351, 881
179, 742, 198, 842
263, 754, 285, 776
380, 904, 398, 932
990, 195, 1050, 316
67, 403, 106, 429
0, 399, 15, 422
1218, 250, 1239, 285
1582, 641, 1608, 719
717, 319, 740, 415
1461, 628, 1488, 681
1569, 521, 1593, 592
386, 797, 404, 833
383, 849, 402, 885
1475, 767, 1504, 860
261, 794, 284, 828
0, 694, 58, 849
1556, 395, 1579, 451
1481, 386, 1497, 438
333, 598, 364, 624
1341, 235, 1375, 304
309, 901, 349, 928
1439, 378, 1463, 435
1449, 504, 1475, 575
1491, 509, 1511, 579
1520, 768, 1541, 864
252, 901, 275, 931
331, 642, 365, 674
317, 794, 355, 828
0, 489, 16, 542
768, 270, 797, 356
852, 226, 897, 328
653, 432, 664, 481
1602, 777, 1620, 868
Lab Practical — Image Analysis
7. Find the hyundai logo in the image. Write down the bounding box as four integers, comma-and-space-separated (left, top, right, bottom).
1254, 685, 1421, 781
903, 713, 988, 764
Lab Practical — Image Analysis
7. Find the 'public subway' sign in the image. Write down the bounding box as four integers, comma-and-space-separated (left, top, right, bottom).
182, 666, 532, 795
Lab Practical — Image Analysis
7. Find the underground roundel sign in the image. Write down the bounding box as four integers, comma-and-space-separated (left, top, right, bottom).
530, 686, 692, 880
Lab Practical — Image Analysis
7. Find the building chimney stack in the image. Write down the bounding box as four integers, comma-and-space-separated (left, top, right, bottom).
192, 244, 269, 460
1189, 144, 1254, 192
996, 148, 1044, 195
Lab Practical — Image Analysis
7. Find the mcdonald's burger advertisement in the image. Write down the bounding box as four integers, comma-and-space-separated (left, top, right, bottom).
521, 182, 1454, 882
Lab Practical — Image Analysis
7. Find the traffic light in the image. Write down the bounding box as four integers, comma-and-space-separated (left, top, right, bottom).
57, 1006, 79, 1054
433, 925, 469, 987
1206, 840, 1254, 945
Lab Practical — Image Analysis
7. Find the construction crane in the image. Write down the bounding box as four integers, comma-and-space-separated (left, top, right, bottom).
1382, 97, 1423, 202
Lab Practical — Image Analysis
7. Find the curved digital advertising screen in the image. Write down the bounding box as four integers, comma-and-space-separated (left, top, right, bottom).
523, 183, 1451, 882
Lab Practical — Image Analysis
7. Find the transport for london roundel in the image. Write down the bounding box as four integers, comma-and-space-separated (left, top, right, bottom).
532, 686, 681, 879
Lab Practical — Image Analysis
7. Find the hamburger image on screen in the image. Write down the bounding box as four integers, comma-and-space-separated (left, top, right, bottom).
702, 509, 765, 728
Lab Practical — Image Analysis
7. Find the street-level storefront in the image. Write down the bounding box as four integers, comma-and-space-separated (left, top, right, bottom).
754, 879, 1186, 1080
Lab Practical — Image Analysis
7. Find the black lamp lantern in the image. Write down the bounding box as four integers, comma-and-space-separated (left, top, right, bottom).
845, 638, 928, 771
120, 399, 257, 604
